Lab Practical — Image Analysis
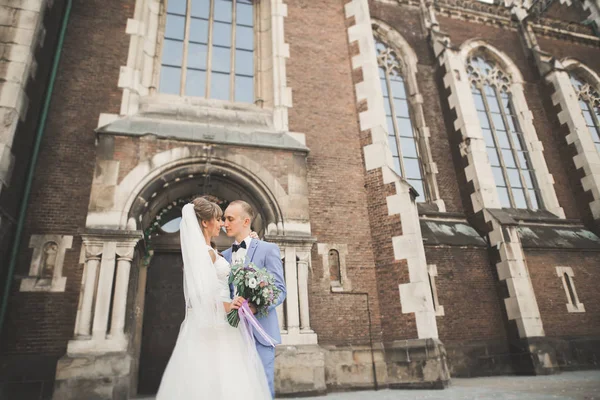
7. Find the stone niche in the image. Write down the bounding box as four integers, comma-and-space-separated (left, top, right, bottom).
20, 234, 72, 292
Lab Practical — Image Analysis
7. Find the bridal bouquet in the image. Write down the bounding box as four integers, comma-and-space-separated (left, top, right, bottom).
226, 262, 281, 328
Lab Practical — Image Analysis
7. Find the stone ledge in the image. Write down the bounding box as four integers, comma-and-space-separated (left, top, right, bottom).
383, 338, 450, 389
97, 115, 309, 153
53, 353, 131, 400
275, 345, 327, 397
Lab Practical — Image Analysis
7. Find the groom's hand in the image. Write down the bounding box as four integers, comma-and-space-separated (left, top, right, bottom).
249, 303, 257, 315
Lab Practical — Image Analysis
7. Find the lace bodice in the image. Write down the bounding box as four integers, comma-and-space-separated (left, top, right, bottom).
213, 252, 232, 302
184, 246, 232, 309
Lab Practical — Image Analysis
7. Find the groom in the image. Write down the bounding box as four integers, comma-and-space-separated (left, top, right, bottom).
222, 200, 286, 398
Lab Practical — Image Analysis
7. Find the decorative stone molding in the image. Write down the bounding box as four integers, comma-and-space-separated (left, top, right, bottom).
372, 19, 445, 211
546, 59, 600, 221
437, 38, 564, 217
427, 264, 444, 317
317, 243, 351, 292
86, 147, 290, 231
68, 231, 142, 355
582, 0, 600, 33
435, 35, 501, 213
20, 234, 72, 292
0, 0, 48, 197
420, 0, 600, 44
486, 210, 545, 337
346, 0, 439, 340
110, 0, 291, 131
555, 266, 585, 313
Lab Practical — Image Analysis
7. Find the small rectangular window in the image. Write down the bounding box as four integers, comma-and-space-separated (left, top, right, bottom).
555, 266, 585, 313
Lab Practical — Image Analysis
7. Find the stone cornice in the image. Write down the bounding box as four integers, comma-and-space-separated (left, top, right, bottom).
380, 0, 600, 45
530, 19, 600, 45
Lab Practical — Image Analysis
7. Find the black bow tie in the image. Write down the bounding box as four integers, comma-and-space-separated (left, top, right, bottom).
232, 241, 247, 252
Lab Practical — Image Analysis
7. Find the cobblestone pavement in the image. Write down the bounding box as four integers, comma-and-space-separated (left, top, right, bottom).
136, 370, 600, 400
287, 371, 600, 400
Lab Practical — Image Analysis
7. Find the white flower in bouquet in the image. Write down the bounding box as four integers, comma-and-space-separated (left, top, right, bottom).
227, 262, 282, 328
248, 277, 258, 289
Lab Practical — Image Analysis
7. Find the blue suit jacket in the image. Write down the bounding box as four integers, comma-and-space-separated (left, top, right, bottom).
223, 239, 286, 346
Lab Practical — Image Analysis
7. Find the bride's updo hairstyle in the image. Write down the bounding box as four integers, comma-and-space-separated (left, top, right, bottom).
191, 197, 223, 226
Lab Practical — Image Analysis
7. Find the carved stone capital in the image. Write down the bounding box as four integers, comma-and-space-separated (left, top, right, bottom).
116, 240, 138, 261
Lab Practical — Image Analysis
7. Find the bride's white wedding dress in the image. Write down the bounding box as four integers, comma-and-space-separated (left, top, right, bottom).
156, 204, 271, 399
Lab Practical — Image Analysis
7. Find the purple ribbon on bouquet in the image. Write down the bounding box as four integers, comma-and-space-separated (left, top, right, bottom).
238, 300, 278, 348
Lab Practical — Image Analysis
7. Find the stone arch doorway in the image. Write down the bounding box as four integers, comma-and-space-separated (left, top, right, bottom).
132, 166, 281, 396
56, 145, 319, 399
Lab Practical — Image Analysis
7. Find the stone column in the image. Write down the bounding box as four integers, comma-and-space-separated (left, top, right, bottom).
68, 231, 142, 354
109, 241, 137, 339
74, 241, 103, 338
276, 301, 286, 332
283, 246, 300, 336
297, 250, 312, 332
265, 235, 318, 345
56, 231, 142, 400
91, 242, 117, 340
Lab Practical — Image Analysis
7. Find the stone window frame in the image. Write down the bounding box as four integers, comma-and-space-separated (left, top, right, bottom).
20, 234, 72, 292
110, 0, 291, 131
564, 60, 600, 154
153, 0, 256, 102
547, 58, 600, 221
555, 266, 585, 313
466, 55, 542, 210
458, 40, 563, 217
317, 243, 351, 292
427, 264, 444, 317
372, 20, 445, 211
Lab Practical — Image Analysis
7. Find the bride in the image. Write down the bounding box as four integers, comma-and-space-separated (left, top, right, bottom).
156, 197, 271, 399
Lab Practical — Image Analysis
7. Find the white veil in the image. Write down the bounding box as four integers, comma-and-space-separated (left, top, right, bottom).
179, 203, 226, 329
157, 203, 272, 400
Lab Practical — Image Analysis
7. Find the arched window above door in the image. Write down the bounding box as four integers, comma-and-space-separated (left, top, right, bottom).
158, 0, 255, 102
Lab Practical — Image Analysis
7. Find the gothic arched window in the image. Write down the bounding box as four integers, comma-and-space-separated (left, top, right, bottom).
375, 40, 426, 201
158, 0, 255, 102
570, 74, 600, 154
467, 55, 541, 210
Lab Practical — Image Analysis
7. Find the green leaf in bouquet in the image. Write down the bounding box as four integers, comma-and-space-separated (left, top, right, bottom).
227, 309, 240, 328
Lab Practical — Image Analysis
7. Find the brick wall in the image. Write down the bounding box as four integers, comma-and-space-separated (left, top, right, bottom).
526, 249, 600, 338
2, 0, 134, 362
286, 0, 383, 345
428, 247, 507, 343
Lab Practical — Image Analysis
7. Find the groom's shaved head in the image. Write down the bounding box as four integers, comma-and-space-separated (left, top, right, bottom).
229, 200, 255, 221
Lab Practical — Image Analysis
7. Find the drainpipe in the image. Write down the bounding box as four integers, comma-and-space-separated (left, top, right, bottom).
0, 0, 73, 338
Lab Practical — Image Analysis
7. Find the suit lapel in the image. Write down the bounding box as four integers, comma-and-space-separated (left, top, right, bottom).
245, 240, 259, 265
224, 248, 232, 264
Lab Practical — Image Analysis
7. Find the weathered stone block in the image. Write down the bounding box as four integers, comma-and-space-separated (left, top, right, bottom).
275, 345, 326, 396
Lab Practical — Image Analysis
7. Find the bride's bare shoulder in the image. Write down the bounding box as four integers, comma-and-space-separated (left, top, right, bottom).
207, 246, 217, 263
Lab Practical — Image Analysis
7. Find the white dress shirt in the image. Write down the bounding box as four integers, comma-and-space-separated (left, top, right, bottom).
232, 235, 253, 265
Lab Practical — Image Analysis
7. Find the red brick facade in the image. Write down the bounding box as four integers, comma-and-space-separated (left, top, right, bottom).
1, 0, 599, 398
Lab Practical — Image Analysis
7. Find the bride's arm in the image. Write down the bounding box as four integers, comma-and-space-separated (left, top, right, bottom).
208, 248, 235, 313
